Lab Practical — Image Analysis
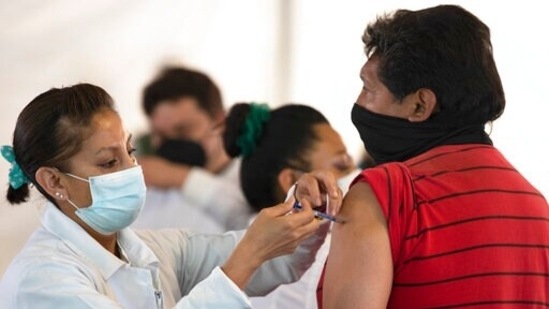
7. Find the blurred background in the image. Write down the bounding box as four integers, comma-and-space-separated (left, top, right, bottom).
1, 0, 547, 273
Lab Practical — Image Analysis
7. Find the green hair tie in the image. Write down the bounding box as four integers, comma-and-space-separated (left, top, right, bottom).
236, 103, 271, 157
1, 145, 29, 189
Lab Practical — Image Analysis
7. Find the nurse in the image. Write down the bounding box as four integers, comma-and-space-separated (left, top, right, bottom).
0, 83, 340, 308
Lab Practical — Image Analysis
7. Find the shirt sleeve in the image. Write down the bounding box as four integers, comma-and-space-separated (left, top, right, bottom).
244, 219, 331, 297
174, 267, 251, 308
181, 168, 251, 230
352, 162, 415, 265
140, 218, 329, 303
170, 223, 330, 300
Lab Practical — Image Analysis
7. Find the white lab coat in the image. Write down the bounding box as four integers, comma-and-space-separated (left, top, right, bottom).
181, 159, 253, 231
132, 187, 225, 234
250, 235, 331, 309
0, 202, 329, 308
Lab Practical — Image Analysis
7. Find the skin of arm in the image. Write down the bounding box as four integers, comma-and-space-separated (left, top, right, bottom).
323, 182, 393, 308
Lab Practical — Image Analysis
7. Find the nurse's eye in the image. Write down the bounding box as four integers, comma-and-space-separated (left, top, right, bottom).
128, 147, 137, 164
100, 159, 118, 169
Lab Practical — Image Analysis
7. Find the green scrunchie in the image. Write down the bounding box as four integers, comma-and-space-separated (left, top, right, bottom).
1, 145, 29, 189
236, 103, 271, 157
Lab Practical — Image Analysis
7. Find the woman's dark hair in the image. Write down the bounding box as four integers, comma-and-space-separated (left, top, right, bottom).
363, 4, 505, 126
223, 103, 328, 212
6, 83, 115, 204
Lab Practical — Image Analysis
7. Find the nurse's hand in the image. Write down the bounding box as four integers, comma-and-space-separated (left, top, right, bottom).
294, 170, 343, 217
222, 198, 319, 289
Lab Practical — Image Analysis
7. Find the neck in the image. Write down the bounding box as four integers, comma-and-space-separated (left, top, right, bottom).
79, 216, 118, 256
59, 203, 120, 258
94, 232, 119, 257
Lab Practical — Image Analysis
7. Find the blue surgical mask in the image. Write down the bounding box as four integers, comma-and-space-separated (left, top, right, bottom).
65, 166, 147, 235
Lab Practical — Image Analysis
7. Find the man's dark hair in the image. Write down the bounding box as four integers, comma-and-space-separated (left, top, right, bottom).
142, 66, 223, 117
363, 4, 505, 125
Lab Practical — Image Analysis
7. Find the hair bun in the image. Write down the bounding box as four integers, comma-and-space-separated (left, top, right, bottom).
236, 103, 270, 157
223, 102, 270, 158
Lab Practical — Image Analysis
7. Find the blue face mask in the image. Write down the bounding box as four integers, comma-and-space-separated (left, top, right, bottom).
65, 166, 147, 235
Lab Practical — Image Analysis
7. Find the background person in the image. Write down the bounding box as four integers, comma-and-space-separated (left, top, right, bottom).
223, 102, 356, 213
223, 102, 358, 308
136, 66, 252, 231
131, 136, 224, 233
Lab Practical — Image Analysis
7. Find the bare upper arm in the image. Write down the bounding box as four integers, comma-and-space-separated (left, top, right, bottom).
323, 181, 393, 309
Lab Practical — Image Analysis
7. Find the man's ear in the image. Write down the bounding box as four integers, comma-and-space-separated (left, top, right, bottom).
408, 88, 437, 122
211, 110, 227, 134
277, 168, 298, 194
35, 167, 68, 202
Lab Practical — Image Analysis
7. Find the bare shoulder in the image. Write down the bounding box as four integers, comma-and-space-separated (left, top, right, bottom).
324, 181, 393, 308
336, 181, 387, 230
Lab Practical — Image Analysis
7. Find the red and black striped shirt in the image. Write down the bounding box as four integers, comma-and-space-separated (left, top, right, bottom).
318, 144, 549, 308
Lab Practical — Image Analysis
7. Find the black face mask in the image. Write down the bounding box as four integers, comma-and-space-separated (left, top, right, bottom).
156, 139, 206, 167
351, 104, 492, 165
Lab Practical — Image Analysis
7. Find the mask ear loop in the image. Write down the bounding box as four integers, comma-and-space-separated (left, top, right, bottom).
54, 189, 80, 210
65, 173, 89, 182
60, 172, 87, 210
66, 198, 80, 210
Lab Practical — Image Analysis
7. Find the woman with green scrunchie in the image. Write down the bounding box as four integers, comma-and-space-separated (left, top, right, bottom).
223, 101, 359, 309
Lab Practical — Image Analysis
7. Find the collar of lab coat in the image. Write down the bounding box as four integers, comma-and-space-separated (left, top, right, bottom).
41, 202, 160, 280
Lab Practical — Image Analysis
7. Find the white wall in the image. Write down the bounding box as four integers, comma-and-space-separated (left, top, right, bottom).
0, 0, 285, 274
1, 0, 547, 274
